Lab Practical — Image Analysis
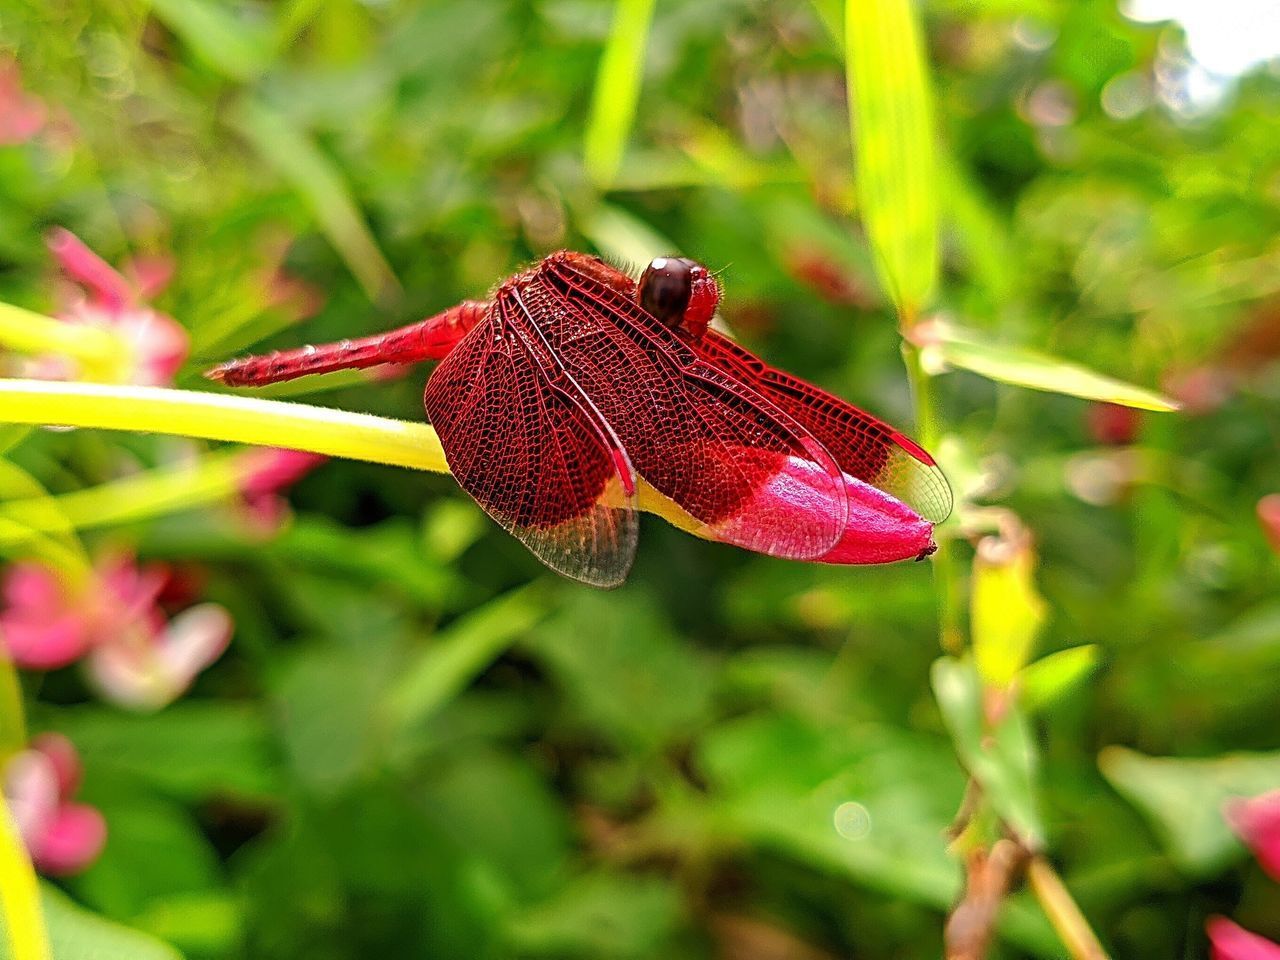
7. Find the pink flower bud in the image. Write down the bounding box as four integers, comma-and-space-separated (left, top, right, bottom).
1207, 917, 1280, 960
1225, 790, 1280, 882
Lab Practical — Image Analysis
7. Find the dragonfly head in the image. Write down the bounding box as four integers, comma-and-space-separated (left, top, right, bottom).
639, 257, 720, 341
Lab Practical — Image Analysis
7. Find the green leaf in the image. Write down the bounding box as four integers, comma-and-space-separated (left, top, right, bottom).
0, 459, 89, 578
584, 0, 657, 188
505, 871, 683, 959
272, 644, 393, 795
845, 0, 939, 315
67, 793, 220, 922
1019, 646, 1101, 712
41, 703, 281, 802
233, 99, 401, 305
0, 654, 24, 759
971, 536, 1048, 687
931, 657, 1045, 847
148, 0, 272, 82
127, 892, 238, 958
921, 324, 1179, 411
699, 712, 962, 908
528, 590, 714, 752
0, 885, 182, 960
418, 750, 572, 904
1099, 746, 1280, 875
386, 585, 550, 734
577, 203, 675, 268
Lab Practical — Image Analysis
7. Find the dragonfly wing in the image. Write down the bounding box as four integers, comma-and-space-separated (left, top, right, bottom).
694, 330, 953, 523
529, 262, 848, 561
423, 309, 638, 588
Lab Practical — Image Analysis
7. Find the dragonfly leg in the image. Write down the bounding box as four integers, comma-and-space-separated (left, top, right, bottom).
206, 300, 489, 386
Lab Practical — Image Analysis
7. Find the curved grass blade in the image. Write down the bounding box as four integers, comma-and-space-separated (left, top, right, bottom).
148, 0, 272, 82
0, 800, 50, 960
844, 0, 939, 317
0, 379, 707, 540
584, 0, 657, 188
922, 325, 1180, 411
234, 99, 401, 305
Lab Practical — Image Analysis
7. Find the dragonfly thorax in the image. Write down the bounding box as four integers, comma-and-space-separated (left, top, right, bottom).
638, 257, 719, 340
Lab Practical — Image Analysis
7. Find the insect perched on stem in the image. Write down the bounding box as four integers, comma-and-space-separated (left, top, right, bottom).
209, 252, 950, 586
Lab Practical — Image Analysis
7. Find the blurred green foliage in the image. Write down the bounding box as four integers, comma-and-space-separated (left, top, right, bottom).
1, 0, 1279, 957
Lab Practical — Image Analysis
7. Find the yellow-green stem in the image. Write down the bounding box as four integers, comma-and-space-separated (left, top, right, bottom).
0, 379, 447, 472
901, 341, 963, 654
0, 303, 125, 381
0, 379, 704, 538
0, 799, 50, 960
1027, 856, 1111, 960
0, 653, 25, 758
0, 452, 246, 539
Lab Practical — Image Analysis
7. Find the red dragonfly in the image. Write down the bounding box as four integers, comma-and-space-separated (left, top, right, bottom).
209, 252, 951, 586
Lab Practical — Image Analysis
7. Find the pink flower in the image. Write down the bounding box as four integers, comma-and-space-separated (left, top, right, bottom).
0, 59, 45, 146
1207, 917, 1280, 960
32, 228, 188, 386
706, 454, 934, 564
2, 734, 106, 875
0, 552, 233, 710
86, 602, 232, 711
234, 447, 328, 535
0, 562, 93, 668
1226, 790, 1280, 882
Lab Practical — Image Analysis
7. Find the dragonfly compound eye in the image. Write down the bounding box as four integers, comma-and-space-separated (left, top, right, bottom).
639, 257, 695, 327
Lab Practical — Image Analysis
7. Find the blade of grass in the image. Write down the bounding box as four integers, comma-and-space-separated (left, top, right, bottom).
0, 651, 24, 759
0, 379, 445, 473
0, 303, 124, 380
920, 324, 1180, 411
584, 0, 657, 188
386, 584, 550, 732
0, 379, 705, 539
234, 99, 401, 305
0, 451, 245, 538
845, 0, 939, 318
0, 800, 50, 960
148, 0, 272, 81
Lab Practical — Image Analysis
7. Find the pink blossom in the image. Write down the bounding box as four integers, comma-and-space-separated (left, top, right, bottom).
0, 552, 233, 710
2, 734, 105, 875
1226, 790, 1280, 882
234, 447, 328, 535
32, 228, 188, 386
1207, 917, 1280, 960
707, 454, 934, 564
86, 602, 232, 710
0, 59, 45, 146
0, 563, 93, 668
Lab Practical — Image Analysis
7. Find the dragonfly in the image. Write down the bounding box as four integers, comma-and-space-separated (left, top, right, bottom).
208, 251, 951, 587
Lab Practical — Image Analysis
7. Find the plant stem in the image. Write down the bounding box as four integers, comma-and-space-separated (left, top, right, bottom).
0, 379, 448, 472
902, 341, 963, 654
0, 303, 124, 380
1027, 856, 1111, 960
0, 452, 246, 538
0, 799, 50, 960
0, 379, 706, 538
0, 654, 26, 759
